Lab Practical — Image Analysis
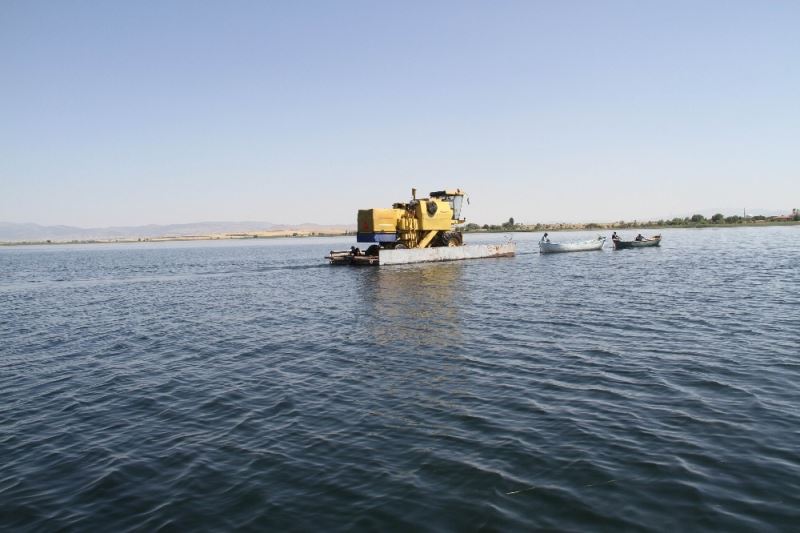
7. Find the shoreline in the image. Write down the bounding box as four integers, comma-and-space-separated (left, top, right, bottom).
464, 220, 800, 234
2, 220, 798, 246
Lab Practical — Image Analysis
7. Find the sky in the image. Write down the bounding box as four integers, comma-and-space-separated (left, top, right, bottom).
1, 0, 798, 227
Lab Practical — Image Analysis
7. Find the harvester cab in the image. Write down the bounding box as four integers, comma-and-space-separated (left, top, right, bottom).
357, 188, 467, 249
429, 189, 466, 224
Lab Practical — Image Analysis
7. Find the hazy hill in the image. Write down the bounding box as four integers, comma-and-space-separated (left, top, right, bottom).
0, 221, 352, 242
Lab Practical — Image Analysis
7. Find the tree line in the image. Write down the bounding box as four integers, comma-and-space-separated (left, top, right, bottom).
463, 212, 800, 232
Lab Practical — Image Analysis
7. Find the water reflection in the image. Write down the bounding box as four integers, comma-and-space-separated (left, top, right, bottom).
354, 262, 474, 439
359, 262, 465, 347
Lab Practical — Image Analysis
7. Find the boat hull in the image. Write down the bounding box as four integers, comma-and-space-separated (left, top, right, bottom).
539, 237, 605, 253
612, 237, 661, 249
327, 243, 516, 266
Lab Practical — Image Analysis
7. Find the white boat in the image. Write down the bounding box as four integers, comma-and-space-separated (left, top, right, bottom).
539, 236, 606, 253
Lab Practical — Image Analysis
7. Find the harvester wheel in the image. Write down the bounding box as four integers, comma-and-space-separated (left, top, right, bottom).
436, 232, 463, 247
394, 243, 407, 249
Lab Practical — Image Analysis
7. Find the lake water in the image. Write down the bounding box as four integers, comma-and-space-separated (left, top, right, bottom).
1, 226, 799, 531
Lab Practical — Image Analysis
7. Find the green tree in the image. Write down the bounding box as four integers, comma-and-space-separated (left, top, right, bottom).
711, 213, 724, 223
690, 214, 706, 223
724, 215, 741, 224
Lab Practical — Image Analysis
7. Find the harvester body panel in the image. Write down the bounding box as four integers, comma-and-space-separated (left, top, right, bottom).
357, 208, 403, 243
416, 199, 455, 231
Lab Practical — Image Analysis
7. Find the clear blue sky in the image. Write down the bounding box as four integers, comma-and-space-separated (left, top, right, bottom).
2, 0, 798, 226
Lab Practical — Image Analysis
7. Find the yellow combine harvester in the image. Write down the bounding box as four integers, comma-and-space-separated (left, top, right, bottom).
327, 187, 516, 265
357, 188, 466, 249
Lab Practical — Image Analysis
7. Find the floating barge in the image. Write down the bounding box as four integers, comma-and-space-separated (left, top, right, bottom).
326, 243, 516, 266
326, 187, 516, 266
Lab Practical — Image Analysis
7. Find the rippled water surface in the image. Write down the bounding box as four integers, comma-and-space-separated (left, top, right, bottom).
2, 227, 799, 531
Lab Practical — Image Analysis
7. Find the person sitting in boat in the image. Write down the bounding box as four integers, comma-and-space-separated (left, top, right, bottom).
540, 233, 550, 243
350, 246, 361, 256
635, 234, 644, 241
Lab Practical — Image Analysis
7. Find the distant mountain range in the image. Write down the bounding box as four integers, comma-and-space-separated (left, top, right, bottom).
0, 221, 354, 242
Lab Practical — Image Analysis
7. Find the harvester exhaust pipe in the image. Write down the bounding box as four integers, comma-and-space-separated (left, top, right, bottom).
412, 188, 417, 200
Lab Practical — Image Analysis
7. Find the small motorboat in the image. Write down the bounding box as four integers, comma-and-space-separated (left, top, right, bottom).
539, 235, 606, 253
612, 234, 662, 250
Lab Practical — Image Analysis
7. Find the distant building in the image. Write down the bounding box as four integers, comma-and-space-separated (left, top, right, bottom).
769, 208, 798, 221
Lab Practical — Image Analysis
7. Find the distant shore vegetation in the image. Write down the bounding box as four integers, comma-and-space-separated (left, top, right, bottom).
465, 212, 800, 233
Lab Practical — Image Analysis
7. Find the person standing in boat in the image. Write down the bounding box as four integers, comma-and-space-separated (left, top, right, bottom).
635, 234, 644, 241
540, 233, 550, 243
612, 231, 620, 241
